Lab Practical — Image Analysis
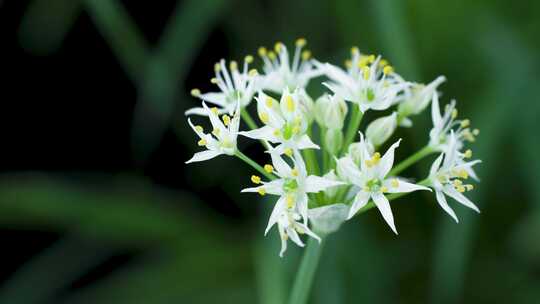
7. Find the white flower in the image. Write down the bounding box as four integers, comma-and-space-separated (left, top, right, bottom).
429, 94, 479, 151
275, 208, 321, 257
365, 112, 398, 147
239, 89, 319, 156
186, 102, 240, 163
314, 94, 348, 129
337, 135, 430, 233
398, 75, 446, 119
427, 133, 481, 222
257, 39, 322, 93
320, 49, 407, 113
241, 151, 343, 255
185, 58, 258, 116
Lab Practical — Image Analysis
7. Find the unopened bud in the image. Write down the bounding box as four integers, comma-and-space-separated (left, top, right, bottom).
366, 112, 398, 147
398, 76, 446, 117
324, 128, 343, 155
314, 94, 348, 129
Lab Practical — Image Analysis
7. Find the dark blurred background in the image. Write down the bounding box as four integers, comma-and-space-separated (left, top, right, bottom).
1, 0, 539, 303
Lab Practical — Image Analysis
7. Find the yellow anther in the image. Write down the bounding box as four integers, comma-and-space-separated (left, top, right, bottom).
381, 186, 388, 193
295, 226, 306, 234
190, 88, 201, 97
274, 42, 283, 53
292, 125, 300, 134
453, 169, 468, 179
212, 128, 220, 136
251, 175, 262, 184
258, 47, 267, 57
453, 179, 463, 187
373, 152, 381, 162
248, 69, 258, 76
383, 65, 394, 75
245, 55, 254, 63
194, 125, 203, 133
291, 168, 299, 177
210, 77, 218, 84
197, 139, 207, 146
345, 59, 352, 69
351, 46, 360, 55
391, 179, 399, 188
266, 96, 274, 107
211, 107, 218, 115
286, 95, 295, 112
268, 51, 276, 60
358, 57, 370, 68
379, 59, 389, 67
259, 112, 269, 124
214, 63, 221, 72
301, 50, 311, 61
229, 61, 238, 70
222, 115, 231, 126
273, 129, 281, 137
451, 109, 458, 119
464, 149, 472, 158
284, 148, 293, 157
363, 186, 370, 192
258, 188, 266, 196
461, 119, 470, 128
456, 185, 466, 193
463, 130, 475, 142
286, 195, 295, 208
296, 38, 307, 47
362, 66, 370, 80
473, 129, 480, 136
465, 184, 474, 191
264, 164, 274, 173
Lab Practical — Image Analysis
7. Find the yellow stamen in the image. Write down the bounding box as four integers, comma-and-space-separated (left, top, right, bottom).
301, 50, 311, 61
381, 186, 388, 193
472, 129, 480, 136
244, 55, 254, 63
268, 51, 276, 60
210, 77, 218, 84
248, 69, 258, 76
211, 107, 218, 115
197, 139, 207, 146
367, 54, 375, 63
451, 109, 458, 119
190, 88, 201, 97
259, 112, 269, 124
258, 47, 267, 57
286, 95, 295, 112
383, 65, 394, 75
264, 164, 274, 173
351, 46, 359, 55
284, 148, 293, 157
194, 125, 203, 133
362, 66, 370, 80
274, 42, 283, 53
391, 179, 399, 188
291, 168, 299, 177
379, 59, 389, 67
258, 188, 266, 196
229, 61, 238, 71
345, 59, 352, 69
286, 195, 295, 208
222, 115, 231, 126
453, 179, 463, 187
461, 119, 470, 128
456, 185, 466, 193
212, 128, 220, 136
214, 63, 221, 72
266, 96, 274, 107
251, 175, 261, 184
273, 129, 281, 137
292, 125, 300, 134
296, 38, 307, 47
465, 184, 474, 191
464, 149, 472, 158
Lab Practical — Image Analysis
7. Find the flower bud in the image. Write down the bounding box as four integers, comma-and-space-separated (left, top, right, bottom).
314, 94, 348, 129
308, 203, 349, 234
348, 140, 374, 165
398, 76, 446, 117
366, 112, 398, 147
324, 128, 343, 155
297, 88, 315, 123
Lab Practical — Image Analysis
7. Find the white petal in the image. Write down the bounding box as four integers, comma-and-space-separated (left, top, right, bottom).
347, 191, 370, 219
305, 175, 344, 193
431, 93, 442, 127
271, 152, 292, 177
372, 193, 397, 234
430, 154, 444, 178
336, 156, 363, 184
296, 223, 321, 242
287, 228, 305, 248
185, 150, 222, 164
384, 179, 431, 193
296, 135, 320, 150
296, 193, 309, 224
265, 196, 287, 235
278, 225, 287, 257
199, 92, 227, 107
185, 107, 208, 116
443, 185, 480, 213
239, 126, 278, 142
241, 179, 283, 196
378, 139, 401, 178
435, 190, 459, 223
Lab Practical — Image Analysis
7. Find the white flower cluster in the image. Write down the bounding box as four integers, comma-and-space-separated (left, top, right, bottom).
185, 39, 481, 257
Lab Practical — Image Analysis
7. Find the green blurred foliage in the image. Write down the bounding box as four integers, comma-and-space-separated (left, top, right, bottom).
3, 0, 540, 303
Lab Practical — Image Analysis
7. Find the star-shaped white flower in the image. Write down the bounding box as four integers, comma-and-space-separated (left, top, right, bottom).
241, 151, 343, 255
186, 102, 240, 163
398, 75, 446, 125
257, 39, 322, 93
275, 208, 321, 257
337, 134, 430, 233
429, 94, 479, 152
186, 58, 258, 116
239, 89, 319, 156
427, 132, 481, 222
320, 49, 407, 113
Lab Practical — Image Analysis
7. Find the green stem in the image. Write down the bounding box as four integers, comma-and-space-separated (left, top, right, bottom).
235, 150, 275, 180
320, 127, 330, 173
341, 104, 363, 155
288, 237, 325, 304
303, 128, 320, 176
389, 146, 434, 176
